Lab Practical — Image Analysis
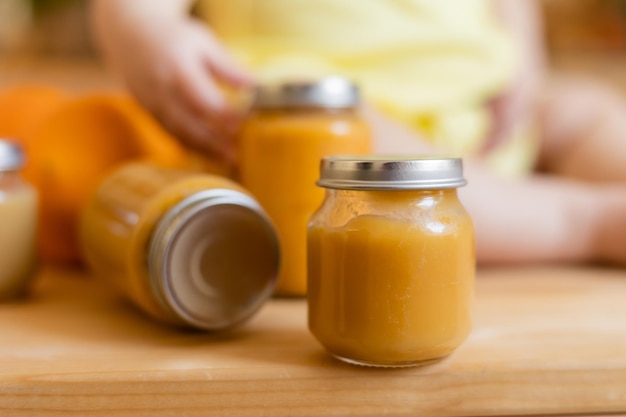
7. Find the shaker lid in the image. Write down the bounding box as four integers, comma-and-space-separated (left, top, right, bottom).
0, 139, 25, 171
317, 155, 467, 190
253, 76, 360, 109
149, 189, 280, 331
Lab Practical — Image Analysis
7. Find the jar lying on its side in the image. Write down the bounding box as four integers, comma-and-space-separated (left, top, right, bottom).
80, 162, 280, 330
0, 139, 38, 299
308, 156, 475, 367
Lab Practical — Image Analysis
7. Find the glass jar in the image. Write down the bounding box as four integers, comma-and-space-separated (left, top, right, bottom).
0, 140, 38, 299
80, 162, 280, 330
239, 76, 372, 296
308, 156, 475, 367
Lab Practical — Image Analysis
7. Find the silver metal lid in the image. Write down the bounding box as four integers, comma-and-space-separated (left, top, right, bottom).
317, 156, 467, 190
0, 139, 25, 171
148, 189, 280, 331
253, 76, 360, 109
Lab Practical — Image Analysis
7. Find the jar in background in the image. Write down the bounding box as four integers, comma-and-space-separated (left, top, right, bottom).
308, 156, 475, 367
80, 162, 280, 330
0, 140, 38, 299
239, 76, 372, 296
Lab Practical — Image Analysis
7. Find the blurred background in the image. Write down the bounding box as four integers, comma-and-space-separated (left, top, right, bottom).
1, 0, 626, 89
0, 0, 110, 89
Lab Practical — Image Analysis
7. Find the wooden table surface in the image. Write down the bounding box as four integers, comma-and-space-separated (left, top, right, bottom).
1, 265, 625, 417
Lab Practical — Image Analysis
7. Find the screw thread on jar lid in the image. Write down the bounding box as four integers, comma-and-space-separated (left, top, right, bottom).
148, 188, 280, 331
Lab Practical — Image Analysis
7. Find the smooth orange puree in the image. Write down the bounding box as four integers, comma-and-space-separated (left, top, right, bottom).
308, 190, 474, 366
239, 109, 371, 295
0, 184, 38, 299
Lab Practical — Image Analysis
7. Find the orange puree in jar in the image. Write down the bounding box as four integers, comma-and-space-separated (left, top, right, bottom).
239, 77, 371, 296
0, 140, 38, 299
80, 162, 280, 330
308, 157, 475, 367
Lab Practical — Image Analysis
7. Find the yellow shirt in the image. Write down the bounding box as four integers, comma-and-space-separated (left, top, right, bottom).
197, 0, 536, 176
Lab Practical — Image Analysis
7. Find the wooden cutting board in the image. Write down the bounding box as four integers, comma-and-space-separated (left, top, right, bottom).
1, 265, 625, 416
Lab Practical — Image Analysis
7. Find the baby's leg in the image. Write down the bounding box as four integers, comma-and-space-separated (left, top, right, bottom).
528, 76, 626, 265
460, 165, 626, 265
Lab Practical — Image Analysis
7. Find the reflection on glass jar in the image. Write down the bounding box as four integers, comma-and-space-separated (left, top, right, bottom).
80, 161, 280, 330
308, 156, 475, 367
239, 76, 372, 296
0, 139, 38, 299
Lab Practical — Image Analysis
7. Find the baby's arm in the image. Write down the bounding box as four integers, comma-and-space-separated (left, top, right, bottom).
91, 0, 253, 161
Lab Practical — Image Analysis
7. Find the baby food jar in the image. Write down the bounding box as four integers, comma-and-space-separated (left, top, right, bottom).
0, 140, 38, 299
80, 162, 280, 330
308, 156, 475, 367
239, 76, 372, 296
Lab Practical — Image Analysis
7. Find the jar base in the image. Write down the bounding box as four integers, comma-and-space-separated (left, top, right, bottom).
332, 353, 448, 368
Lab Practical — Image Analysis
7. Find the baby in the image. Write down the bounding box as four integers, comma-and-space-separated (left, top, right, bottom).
91, 0, 626, 265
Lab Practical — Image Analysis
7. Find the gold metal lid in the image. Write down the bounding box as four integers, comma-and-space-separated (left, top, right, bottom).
148, 189, 280, 331
317, 156, 467, 190
253, 76, 360, 109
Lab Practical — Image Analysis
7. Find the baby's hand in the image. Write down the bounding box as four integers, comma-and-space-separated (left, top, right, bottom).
93, 1, 254, 162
